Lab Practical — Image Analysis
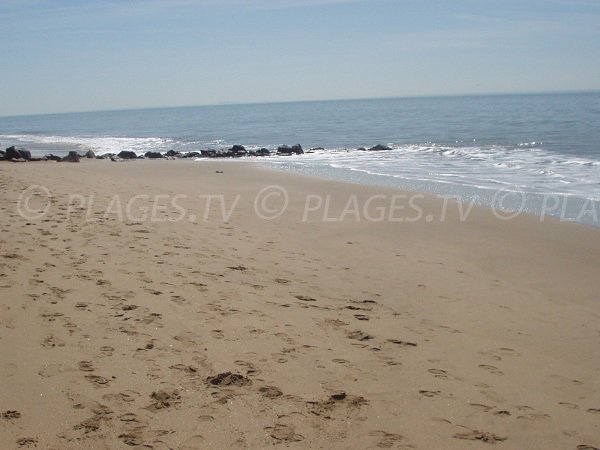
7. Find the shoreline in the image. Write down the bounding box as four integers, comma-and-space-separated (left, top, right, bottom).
5, 155, 599, 228
1, 159, 600, 448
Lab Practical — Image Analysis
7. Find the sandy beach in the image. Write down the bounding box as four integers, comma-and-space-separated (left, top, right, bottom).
1, 159, 600, 449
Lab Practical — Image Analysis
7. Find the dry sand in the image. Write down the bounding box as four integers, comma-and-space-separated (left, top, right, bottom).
1, 159, 600, 449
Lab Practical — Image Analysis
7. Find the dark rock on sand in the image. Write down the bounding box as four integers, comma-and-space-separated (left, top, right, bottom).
182, 151, 201, 158
277, 144, 304, 155
229, 145, 247, 156
357, 147, 367, 151
250, 148, 271, 156
84, 149, 96, 159
61, 151, 81, 163
165, 150, 182, 157
44, 154, 62, 162
368, 144, 392, 151
145, 151, 163, 159
5, 146, 31, 160
117, 150, 137, 159
201, 149, 217, 158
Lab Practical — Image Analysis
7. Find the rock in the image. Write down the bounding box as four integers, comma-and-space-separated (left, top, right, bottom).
277, 144, 303, 155
368, 144, 392, 151
44, 154, 62, 161
165, 150, 181, 157
357, 147, 367, 151
61, 151, 81, 163
252, 148, 271, 157
117, 150, 137, 159
310, 147, 324, 151
182, 151, 201, 158
201, 149, 218, 158
84, 149, 95, 159
229, 145, 247, 157
145, 151, 164, 159
96, 153, 114, 159
5, 146, 31, 160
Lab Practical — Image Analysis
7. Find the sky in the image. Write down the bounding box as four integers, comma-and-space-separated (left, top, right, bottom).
1, 0, 599, 116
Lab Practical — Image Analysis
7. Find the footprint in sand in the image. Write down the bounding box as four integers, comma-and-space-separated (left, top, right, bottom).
259, 386, 283, 398
210, 329, 225, 339
368, 430, 403, 448
146, 389, 181, 412
169, 364, 198, 374
99, 346, 114, 357
294, 294, 317, 302
454, 428, 506, 443
559, 402, 579, 409
102, 391, 139, 405
428, 368, 448, 379
347, 331, 373, 341
345, 304, 370, 312
78, 361, 95, 372
266, 424, 304, 442
16, 437, 38, 447
40, 311, 64, 322
38, 363, 73, 378
234, 360, 259, 376
2, 410, 21, 420
517, 412, 551, 422
118, 431, 145, 446
419, 390, 440, 398
332, 358, 350, 365
479, 364, 504, 375
85, 375, 111, 388
118, 412, 139, 423
325, 318, 348, 327
388, 339, 417, 347
41, 334, 65, 348
271, 353, 289, 363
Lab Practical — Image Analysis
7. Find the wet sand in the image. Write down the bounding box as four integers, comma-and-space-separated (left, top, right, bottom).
1, 159, 600, 449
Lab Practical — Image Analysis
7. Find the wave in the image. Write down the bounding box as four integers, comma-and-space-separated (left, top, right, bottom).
3, 133, 599, 202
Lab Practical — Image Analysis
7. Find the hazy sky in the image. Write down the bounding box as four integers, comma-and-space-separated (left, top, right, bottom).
1, 0, 599, 116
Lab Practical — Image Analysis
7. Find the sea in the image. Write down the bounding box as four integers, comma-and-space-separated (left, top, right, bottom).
1, 93, 599, 226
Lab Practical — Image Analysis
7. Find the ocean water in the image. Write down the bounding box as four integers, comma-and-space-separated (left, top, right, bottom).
1, 93, 599, 225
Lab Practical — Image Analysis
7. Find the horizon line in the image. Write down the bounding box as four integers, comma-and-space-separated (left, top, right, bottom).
1, 88, 599, 120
